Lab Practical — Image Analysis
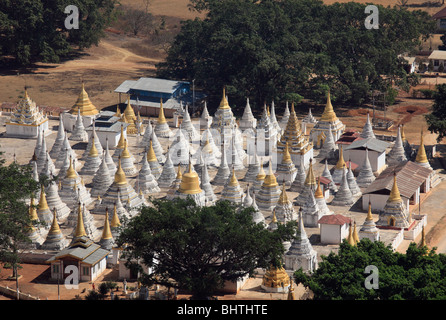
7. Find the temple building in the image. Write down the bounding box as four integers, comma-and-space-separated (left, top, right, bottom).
256, 161, 281, 212
49, 115, 65, 158
62, 82, 100, 132
40, 211, 69, 251
93, 157, 146, 215
261, 266, 291, 293
199, 102, 213, 129
275, 142, 297, 186
318, 214, 351, 245
309, 91, 345, 146
386, 125, 407, 166
376, 173, 411, 229
250, 104, 278, 158
154, 99, 174, 138
69, 109, 89, 141
359, 201, 380, 242
220, 167, 245, 204
284, 209, 318, 273
274, 103, 313, 168
362, 161, 433, 212
171, 161, 206, 206
6, 89, 49, 138
343, 137, 389, 174
238, 98, 257, 132
274, 183, 297, 223
210, 88, 237, 144
47, 236, 109, 283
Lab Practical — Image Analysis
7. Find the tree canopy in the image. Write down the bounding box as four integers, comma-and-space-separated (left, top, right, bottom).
157, 0, 435, 113
425, 84, 446, 143
294, 239, 446, 300
116, 197, 296, 299
0, 153, 39, 277
0, 0, 118, 66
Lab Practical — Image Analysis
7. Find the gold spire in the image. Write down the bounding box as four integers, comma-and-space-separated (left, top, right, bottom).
271, 208, 278, 223
74, 203, 87, 238
335, 145, 346, 169
353, 221, 360, 244
29, 195, 39, 221
115, 104, 121, 117
116, 124, 125, 149
157, 99, 167, 124
38, 185, 49, 210
48, 209, 61, 235
347, 222, 356, 246
282, 142, 292, 164
388, 172, 401, 202
147, 140, 157, 162
178, 159, 202, 194
176, 164, 183, 180
278, 182, 289, 205
262, 160, 278, 188
111, 203, 121, 228
320, 90, 338, 122
89, 136, 98, 157
228, 167, 239, 187
401, 124, 406, 142
114, 156, 127, 185
101, 208, 113, 240
69, 82, 99, 116
256, 158, 266, 181
121, 139, 131, 158
65, 157, 77, 179
124, 97, 136, 122
314, 177, 324, 199
415, 129, 428, 164
219, 87, 230, 109
304, 159, 316, 186
366, 201, 373, 221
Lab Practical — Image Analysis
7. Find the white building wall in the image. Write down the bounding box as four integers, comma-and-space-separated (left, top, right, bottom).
362, 194, 410, 212
343, 149, 385, 173
320, 224, 342, 244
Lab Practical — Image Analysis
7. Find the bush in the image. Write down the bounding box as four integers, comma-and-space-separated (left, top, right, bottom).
419, 89, 436, 99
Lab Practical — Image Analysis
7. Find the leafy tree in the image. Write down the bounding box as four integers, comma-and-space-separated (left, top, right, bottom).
426, 84, 446, 142
117, 197, 296, 300
0, 0, 118, 66
0, 153, 39, 283
157, 0, 435, 111
294, 239, 446, 300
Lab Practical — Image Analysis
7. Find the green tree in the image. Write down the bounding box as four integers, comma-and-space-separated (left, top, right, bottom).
426, 84, 446, 142
0, 153, 39, 284
294, 239, 446, 300
117, 197, 296, 300
157, 0, 435, 111
0, 0, 118, 66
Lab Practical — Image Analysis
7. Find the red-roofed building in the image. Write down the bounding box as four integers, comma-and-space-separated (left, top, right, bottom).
318, 214, 351, 244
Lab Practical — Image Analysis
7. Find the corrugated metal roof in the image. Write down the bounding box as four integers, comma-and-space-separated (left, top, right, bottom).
46, 237, 108, 265
130, 77, 189, 93
363, 161, 432, 198
114, 80, 137, 94
344, 137, 390, 153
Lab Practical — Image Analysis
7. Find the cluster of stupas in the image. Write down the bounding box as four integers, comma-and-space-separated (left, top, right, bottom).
8, 82, 438, 284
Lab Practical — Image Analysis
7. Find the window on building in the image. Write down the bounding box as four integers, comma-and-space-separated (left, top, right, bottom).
52, 264, 60, 274
82, 267, 89, 276
435, 60, 440, 67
